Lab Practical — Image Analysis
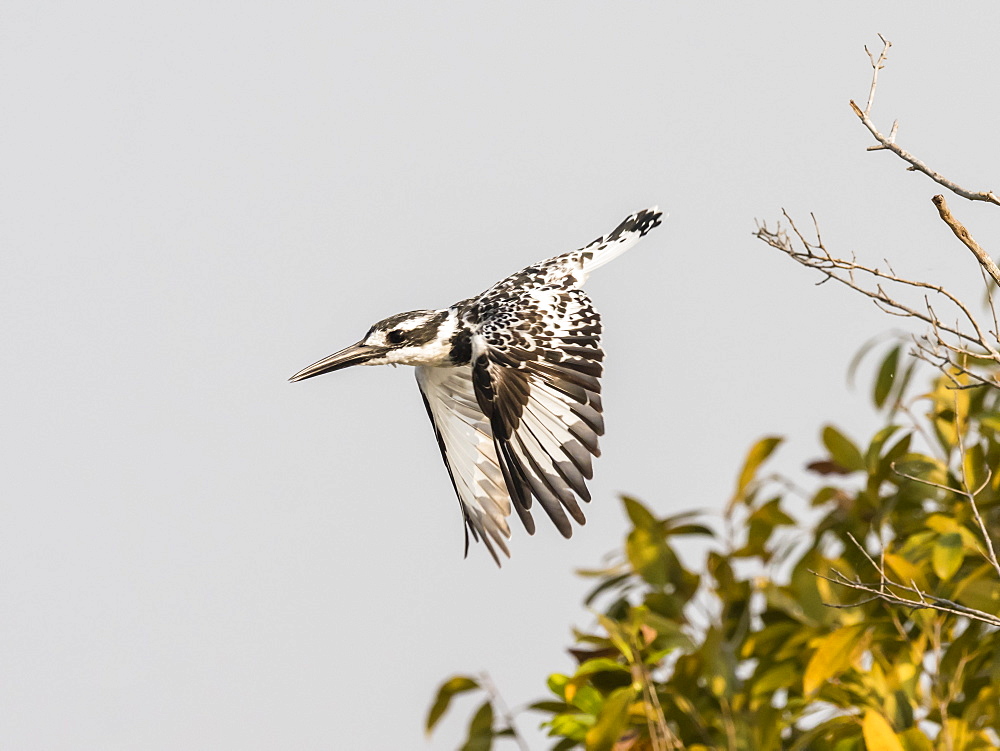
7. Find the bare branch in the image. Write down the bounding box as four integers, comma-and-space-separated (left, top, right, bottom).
849, 36, 1000, 206
892, 460, 1000, 582
811, 568, 1000, 628
862, 34, 892, 116
753, 215, 1000, 378
932, 195, 1000, 285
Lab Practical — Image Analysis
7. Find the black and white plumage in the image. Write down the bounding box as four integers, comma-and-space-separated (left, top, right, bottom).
290, 208, 662, 564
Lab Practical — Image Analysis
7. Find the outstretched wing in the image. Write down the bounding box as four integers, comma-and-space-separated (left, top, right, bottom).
415, 365, 526, 565
415, 208, 660, 563
469, 285, 604, 538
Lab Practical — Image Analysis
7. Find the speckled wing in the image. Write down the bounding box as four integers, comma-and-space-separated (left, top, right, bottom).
468, 285, 605, 538
415, 364, 518, 565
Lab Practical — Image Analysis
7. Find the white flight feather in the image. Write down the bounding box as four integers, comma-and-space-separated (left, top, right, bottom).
415, 365, 512, 554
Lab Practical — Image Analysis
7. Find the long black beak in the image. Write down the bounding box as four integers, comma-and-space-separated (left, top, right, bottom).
289, 342, 387, 382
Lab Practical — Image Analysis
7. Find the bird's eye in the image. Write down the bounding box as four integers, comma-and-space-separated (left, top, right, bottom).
387, 329, 406, 344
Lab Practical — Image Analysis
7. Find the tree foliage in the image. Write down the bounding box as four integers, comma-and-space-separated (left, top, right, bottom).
428, 352, 1000, 750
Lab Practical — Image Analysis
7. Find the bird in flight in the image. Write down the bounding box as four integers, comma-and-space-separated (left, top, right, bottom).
290, 208, 662, 564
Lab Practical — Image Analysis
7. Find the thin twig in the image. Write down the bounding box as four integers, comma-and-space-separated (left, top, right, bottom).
893, 459, 1000, 579
849, 37, 1000, 206
862, 33, 891, 116
754, 214, 1000, 387
478, 672, 530, 751
811, 569, 1000, 628
755, 215, 1000, 359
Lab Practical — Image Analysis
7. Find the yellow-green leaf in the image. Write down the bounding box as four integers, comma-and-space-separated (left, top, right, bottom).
731, 436, 783, 508
803, 624, 867, 696
574, 657, 630, 677
866, 424, 901, 474
883, 552, 929, 593
584, 686, 635, 751
897, 727, 934, 751
622, 496, 658, 531
862, 709, 905, 751
953, 567, 1000, 615
547, 674, 570, 700
752, 661, 799, 696
932, 533, 964, 581
962, 444, 988, 495
426, 675, 480, 734
822, 425, 866, 472
565, 683, 603, 715
626, 526, 669, 587
460, 700, 494, 751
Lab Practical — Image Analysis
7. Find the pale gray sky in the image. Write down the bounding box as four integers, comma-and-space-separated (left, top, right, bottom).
3, 2, 999, 749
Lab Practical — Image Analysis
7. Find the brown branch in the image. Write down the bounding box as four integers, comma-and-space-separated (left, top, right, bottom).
950, 419, 1000, 581
812, 568, 1000, 628
754, 213, 1000, 361
821, 519, 1000, 630
932, 195, 1000, 285
849, 37, 1000, 207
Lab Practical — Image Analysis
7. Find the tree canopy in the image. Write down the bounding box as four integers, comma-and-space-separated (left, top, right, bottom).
428, 345, 1000, 751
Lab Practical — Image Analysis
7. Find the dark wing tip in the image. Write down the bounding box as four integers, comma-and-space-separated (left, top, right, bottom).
611, 207, 662, 241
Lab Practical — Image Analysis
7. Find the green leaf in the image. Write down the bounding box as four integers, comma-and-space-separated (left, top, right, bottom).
962, 443, 988, 496
460, 700, 494, 751
426, 675, 480, 734
932, 533, 964, 581
822, 425, 866, 472
897, 727, 934, 751
622, 496, 658, 530
574, 657, 630, 676
527, 700, 571, 714
584, 686, 635, 751
865, 424, 901, 474
892, 455, 947, 486
980, 412, 1000, 432
664, 523, 715, 537
566, 683, 604, 715
595, 613, 635, 663
547, 712, 593, 742
847, 333, 888, 389
953, 567, 1000, 614
583, 573, 633, 607
547, 673, 570, 700
789, 714, 859, 751
751, 661, 799, 695
874, 345, 900, 408
730, 435, 783, 508
749, 497, 796, 527
889, 359, 918, 417
803, 624, 867, 696
552, 737, 582, 751
626, 525, 669, 588
880, 432, 913, 475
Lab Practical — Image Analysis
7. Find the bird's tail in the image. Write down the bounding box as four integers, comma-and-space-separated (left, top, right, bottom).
578, 207, 662, 277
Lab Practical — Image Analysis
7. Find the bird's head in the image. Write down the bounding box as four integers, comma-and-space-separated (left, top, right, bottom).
289, 309, 454, 382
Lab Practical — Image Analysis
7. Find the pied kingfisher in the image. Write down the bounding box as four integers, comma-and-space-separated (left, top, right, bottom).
290, 208, 662, 564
